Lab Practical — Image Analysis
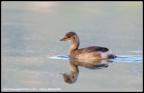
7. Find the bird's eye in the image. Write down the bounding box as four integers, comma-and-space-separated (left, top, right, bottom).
66, 34, 72, 38
67, 35, 71, 38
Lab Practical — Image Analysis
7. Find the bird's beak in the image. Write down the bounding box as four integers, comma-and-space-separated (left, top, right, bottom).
60, 37, 66, 41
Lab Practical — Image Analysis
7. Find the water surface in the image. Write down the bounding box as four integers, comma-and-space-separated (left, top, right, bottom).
2, 1, 143, 92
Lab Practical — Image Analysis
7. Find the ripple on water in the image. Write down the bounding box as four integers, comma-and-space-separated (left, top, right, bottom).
49, 54, 142, 63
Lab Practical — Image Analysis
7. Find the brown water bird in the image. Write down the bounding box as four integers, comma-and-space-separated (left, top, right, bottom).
60, 32, 116, 60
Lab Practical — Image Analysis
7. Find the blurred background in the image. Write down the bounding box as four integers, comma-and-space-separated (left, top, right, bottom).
1, 1, 143, 92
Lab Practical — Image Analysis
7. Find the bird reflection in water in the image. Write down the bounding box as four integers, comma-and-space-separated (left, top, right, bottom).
61, 57, 110, 84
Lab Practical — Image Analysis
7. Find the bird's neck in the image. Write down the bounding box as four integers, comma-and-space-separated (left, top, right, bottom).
69, 61, 79, 74
69, 36, 80, 55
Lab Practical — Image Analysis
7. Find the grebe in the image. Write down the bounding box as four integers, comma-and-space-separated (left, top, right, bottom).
63, 58, 79, 84
62, 57, 109, 84
60, 32, 115, 60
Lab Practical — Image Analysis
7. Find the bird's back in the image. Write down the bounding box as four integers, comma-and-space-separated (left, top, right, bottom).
69, 46, 113, 59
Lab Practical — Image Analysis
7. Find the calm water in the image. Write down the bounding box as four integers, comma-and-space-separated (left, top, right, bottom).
2, 1, 143, 92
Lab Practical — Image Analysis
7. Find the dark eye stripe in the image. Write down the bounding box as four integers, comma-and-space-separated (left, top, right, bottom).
66, 34, 73, 38
67, 35, 72, 38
